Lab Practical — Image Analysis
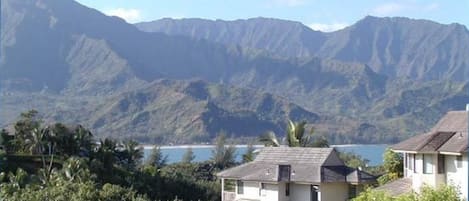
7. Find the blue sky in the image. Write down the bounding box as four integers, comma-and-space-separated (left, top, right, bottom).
75, 0, 469, 32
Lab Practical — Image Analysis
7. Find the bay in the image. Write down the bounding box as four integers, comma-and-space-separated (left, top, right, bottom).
143, 144, 388, 166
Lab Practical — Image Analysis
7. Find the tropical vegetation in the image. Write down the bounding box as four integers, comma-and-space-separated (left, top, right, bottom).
353, 185, 463, 201
259, 120, 329, 147
0, 110, 238, 201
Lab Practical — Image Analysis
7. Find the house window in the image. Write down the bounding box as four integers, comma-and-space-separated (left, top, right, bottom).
285, 183, 290, 196
410, 154, 416, 173
348, 184, 357, 199
237, 180, 244, 194
423, 154, 433, 174
457, 155, 463, 168
278, 165, 291, 181
438, 154, 445, 173
408, 154, 413, 171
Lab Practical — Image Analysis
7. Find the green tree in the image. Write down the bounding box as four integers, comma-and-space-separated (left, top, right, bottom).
354, 185, 462, 201
0, 150, 6, 172
145, 146, 167, 168
378, 148, 403, 185
181, 147, 195, 163
259, 131, 280, 147
25, 127, 57, 182
211, 133, 236, 169
3, 168, 31, 189
339, 151, 370, 169
12, 110, 42, 153
0, 129, 12, 152
72, 125, 94, 157
118, 140, 143, 170
51, 124, 94, 157
99, 183, 149, 201
242, 144, 255, 163
56, 157, 93, 183
352, 188, 395, 201
259, 120, 329, 147
418, 185, 462, 201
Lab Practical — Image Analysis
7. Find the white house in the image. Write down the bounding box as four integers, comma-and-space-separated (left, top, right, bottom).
379, 109, 469, 199
217, 147, 376, 201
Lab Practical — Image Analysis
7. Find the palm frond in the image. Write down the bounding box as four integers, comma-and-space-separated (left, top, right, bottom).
259, 131, 280, 147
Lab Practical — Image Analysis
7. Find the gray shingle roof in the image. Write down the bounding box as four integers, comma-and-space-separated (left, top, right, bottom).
374, 178, 412, 197
254, 147, 336, 165
391, 111, 468, 153
346, 168, 377, 184
432, 111, 468, 132
217, 147, 376, 184
437, 131, 468, 153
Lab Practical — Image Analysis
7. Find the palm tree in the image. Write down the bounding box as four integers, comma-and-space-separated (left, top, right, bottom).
27, 126, 58, 183
73, 125, 94, 157
60, 157, 91, 182
242, 143, 256, 163
259, 131, 280, 147
95, 138, 118, 169
26, 127, 47, 171
6, 168, 29, 189
119, 140, 143, 169
259, 120, 329, 147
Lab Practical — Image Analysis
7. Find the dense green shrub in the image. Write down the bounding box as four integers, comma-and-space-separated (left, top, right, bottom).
353, 185, 463, 201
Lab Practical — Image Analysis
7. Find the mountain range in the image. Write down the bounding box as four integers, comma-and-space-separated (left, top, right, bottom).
0, 0, 468, 144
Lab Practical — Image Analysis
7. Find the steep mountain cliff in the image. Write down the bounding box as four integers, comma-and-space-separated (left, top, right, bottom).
1, 0, 468, 144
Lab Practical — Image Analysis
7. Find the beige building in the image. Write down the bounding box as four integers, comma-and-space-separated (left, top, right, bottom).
379, 109, 468, 199
217, 147, 376, 201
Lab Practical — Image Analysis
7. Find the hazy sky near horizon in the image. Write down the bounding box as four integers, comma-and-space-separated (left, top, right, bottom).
76, 0, 469, 32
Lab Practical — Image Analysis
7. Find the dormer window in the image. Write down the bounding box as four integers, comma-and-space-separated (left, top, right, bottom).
278, 165, 291, 181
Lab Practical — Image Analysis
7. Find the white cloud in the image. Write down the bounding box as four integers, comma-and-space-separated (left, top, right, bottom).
271, 0, 307, 7
308, 23, 349, 32
104, 8, 142, 23
370, 2, 441, 16
371, 2, 406, 16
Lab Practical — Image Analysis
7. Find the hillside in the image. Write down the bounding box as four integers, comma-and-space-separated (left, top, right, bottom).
137, 16, 469, 81
1, 0, 468, 144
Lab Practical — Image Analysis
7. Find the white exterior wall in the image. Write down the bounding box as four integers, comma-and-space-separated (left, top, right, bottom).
277, 182, 289, 201
445, 155, 468, 200
231, 182, 352, 201
411, 153, 422, 191
410, 154, 442, 191
261, 183, 279, 201
290, 184, 310, 201
403, 153, 468, 200
320, 183, 348, 201
236, 181, 261, 200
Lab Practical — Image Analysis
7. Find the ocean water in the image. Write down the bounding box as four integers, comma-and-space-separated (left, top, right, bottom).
143, 144, 388, 166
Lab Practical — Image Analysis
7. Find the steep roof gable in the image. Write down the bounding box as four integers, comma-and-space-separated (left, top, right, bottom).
217, 147, 376, 184
392, 111, 468, 153
255, 147, 334, 165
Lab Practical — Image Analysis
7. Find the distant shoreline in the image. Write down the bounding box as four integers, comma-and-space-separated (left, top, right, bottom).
140, 144, 388, 149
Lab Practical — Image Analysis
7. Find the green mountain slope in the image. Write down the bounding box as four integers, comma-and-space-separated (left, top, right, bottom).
1, 0, 468, 144
137, 16, 469, 81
